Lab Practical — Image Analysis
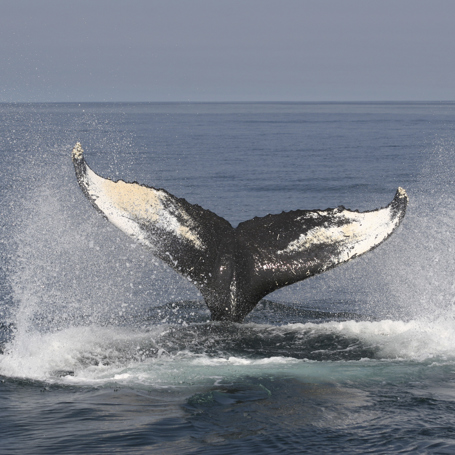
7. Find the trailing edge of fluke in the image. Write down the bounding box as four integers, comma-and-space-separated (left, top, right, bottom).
72, 142, 408, 322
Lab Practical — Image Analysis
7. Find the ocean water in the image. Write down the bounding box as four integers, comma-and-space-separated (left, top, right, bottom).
0, 102, 455, 454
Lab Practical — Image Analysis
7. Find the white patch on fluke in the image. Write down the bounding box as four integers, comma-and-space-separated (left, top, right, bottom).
74, 144, 204, 250
278, 205, 401, 268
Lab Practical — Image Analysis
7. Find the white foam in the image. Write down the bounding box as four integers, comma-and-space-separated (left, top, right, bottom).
0, 325, 163, 382
285, 317, 455, 362
2, 315, 455, 387
190, 356, 300, 366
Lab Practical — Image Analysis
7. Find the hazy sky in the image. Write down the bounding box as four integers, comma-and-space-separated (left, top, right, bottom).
1, 0, 455, 102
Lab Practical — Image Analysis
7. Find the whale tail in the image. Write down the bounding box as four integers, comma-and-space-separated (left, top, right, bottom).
72, 143, 408, 322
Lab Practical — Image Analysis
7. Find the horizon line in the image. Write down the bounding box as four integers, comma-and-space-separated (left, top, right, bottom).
1, 100, 455, 104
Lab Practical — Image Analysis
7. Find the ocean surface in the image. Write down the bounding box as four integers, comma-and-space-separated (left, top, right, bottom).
1, 102, 455, 454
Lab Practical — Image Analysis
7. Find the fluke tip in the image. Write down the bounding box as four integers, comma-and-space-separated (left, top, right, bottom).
72, 142, 84, 161
396, 187, 408, 201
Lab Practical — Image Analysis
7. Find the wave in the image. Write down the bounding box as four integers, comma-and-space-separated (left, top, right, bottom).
1, 315, 454, 386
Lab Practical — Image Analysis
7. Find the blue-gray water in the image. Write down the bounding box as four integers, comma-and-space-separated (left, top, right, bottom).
1, 102, 455, 454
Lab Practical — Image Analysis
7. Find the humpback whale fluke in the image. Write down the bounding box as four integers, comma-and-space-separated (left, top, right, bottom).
72, 142, 408, 322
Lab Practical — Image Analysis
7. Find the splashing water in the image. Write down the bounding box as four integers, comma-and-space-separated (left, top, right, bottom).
4, 103, 455, 455
1, 103, 455, 389
377, 137, 455, 321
